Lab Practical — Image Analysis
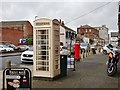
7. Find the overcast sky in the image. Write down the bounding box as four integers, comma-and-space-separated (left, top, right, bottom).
1, 0, 119, 32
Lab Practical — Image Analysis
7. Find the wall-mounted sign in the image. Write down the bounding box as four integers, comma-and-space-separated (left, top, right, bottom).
19, 38, 27, 44
3, 68, 31, 90
36, 22, 50, 26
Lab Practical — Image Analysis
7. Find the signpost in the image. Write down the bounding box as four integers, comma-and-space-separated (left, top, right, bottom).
3, 68, 31, 90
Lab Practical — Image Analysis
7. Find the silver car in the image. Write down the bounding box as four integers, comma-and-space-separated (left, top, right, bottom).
80, 43, 90, 52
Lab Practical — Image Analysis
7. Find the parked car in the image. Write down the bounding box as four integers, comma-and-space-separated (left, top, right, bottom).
90, 44, 97, 54
90, 44, 97, 50
0, 45, 14, 51
21, 46, 33, 63
60, 46, 68, 55
17, 45, 30, 51
102, 44, 118, 54
7, 44, 20, 50
80, 43, 90, 52
0, 46, 6, 52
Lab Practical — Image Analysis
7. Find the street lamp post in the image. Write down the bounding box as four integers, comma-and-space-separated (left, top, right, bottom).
70, 33, 75, 71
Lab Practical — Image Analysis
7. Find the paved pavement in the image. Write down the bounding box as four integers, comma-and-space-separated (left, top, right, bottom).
0, 53, 120, 89
32, 54, 120, 88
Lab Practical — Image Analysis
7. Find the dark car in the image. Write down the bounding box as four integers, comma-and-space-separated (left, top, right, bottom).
90, 45, 97, 50
17, 45, 30, 51
7, 44, 20, 50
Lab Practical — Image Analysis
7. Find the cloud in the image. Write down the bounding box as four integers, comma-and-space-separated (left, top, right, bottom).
1, 2, 118, 32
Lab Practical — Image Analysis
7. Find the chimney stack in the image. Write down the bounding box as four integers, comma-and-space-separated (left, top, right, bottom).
62, 21, 64, 26
59, 19, 61, 23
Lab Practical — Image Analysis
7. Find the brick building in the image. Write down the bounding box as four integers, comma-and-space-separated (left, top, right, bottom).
77, 25, 99, 43
77, 25, 99, 38
0, 21, 33, 46
77, 25, 107, 45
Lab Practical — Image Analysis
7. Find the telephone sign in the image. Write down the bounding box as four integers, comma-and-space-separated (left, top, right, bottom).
3, 68, 31, 90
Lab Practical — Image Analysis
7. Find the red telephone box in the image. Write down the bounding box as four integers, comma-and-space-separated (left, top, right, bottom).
74, 41, 80, 61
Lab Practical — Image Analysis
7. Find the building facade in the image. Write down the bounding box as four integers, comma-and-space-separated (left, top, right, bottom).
77, 25, 99, 44
60, 20, 76, 47
110, 32, 118, 46
94, 25, 109, 44
77, 25, 99, 37
0, 21, 33, 45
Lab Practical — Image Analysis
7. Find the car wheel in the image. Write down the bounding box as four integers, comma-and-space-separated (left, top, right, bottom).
103, 50, 107, 55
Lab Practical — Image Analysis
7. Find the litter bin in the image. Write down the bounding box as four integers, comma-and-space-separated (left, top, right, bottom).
60, 55, 67, 77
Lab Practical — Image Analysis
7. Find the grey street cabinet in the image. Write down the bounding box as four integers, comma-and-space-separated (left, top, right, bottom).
33, 18, 60, 78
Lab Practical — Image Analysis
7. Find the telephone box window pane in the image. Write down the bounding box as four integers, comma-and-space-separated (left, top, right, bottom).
36, 61, 42, 65
36, 46, 48, 50
46, 56, 49, 60
42, 56, 46, 60
46, 67, 49, 71
47, 61, 49, 65
42, 51, 46, 55
36, 61, 47, 65
36, 66, 47, 71
36, 56, 42, 60
40, 30, 46, 34
41, 46, 46, 50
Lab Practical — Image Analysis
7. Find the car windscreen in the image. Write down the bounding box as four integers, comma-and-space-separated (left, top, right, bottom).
91, 45, 95, 47
3, 45, 9, 48
80, 43, 87, 46
29, 46, 33, 51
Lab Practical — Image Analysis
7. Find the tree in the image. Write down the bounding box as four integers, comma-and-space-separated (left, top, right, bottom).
26, 38, 33, 45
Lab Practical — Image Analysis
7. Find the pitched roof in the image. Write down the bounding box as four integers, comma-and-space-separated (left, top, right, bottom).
0, 20, 30, 26
80, 25, 92, 28
61, 24, 76, 32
